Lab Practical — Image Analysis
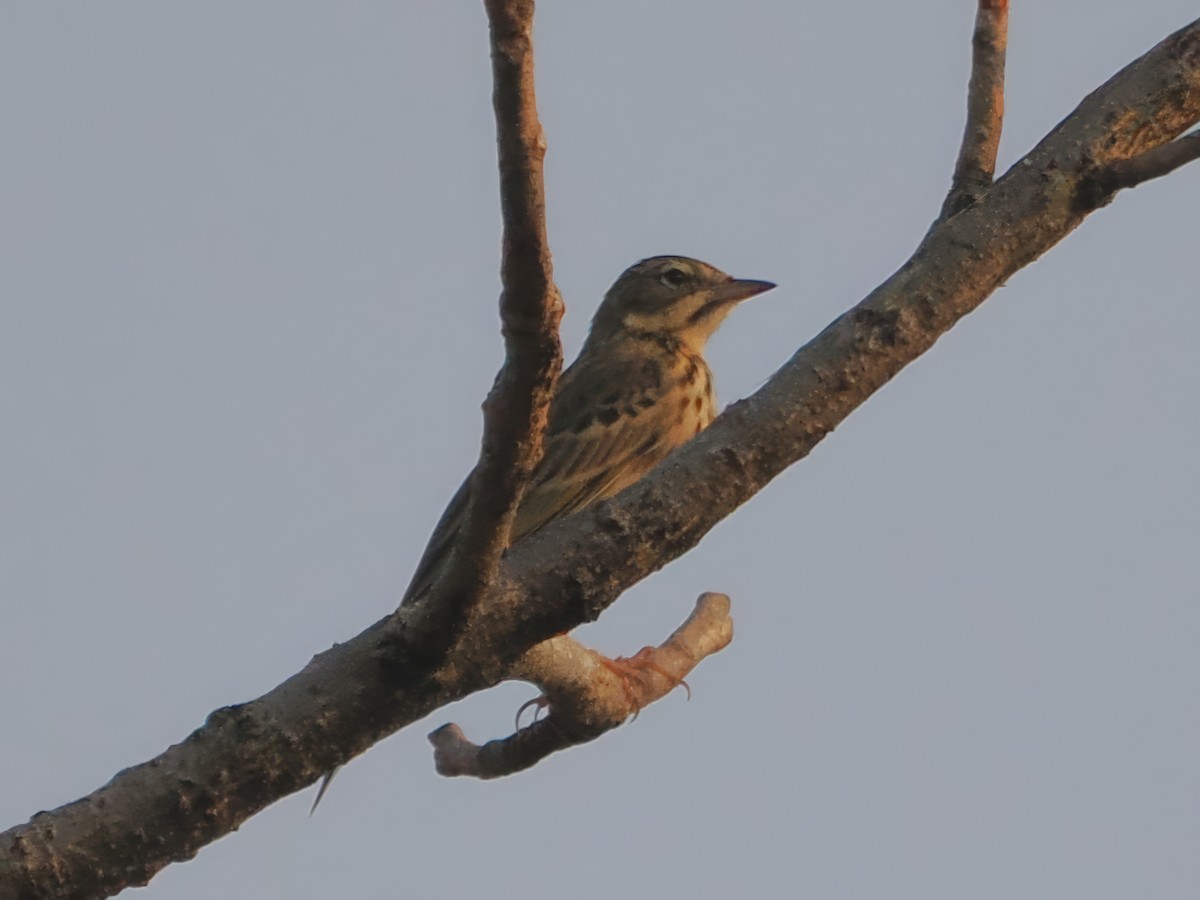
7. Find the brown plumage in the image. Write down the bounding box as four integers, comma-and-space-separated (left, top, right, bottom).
402, 255, 774, 605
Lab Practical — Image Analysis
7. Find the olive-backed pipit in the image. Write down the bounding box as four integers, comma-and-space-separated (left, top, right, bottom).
312, 256, 773, 811
403, 255, 775, 605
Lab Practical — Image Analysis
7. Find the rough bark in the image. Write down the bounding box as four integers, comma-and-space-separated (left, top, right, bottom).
941, 0, 1009, 218
408, 0, 563, 659
1, 11, 1198, 900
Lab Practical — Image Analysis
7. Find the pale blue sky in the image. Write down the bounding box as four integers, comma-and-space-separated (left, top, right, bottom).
3, 3, 1198, 898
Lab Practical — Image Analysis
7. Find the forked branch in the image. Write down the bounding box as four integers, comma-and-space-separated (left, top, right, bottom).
941, 0, 1009, 218
423, 0, 564, 632
2, 10, 1198, 900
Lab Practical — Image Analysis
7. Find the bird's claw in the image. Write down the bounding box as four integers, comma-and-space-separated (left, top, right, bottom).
601, 647, 691, 720
514, 694, 550, 730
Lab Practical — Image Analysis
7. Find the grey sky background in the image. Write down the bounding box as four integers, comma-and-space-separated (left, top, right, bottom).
3, 3, 1198, 898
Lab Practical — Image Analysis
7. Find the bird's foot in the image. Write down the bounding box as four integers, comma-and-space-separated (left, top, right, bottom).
514, 694, 550, 730
601, 646, 691, 720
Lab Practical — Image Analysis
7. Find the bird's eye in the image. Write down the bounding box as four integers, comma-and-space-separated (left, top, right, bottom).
660, 268, 687, 287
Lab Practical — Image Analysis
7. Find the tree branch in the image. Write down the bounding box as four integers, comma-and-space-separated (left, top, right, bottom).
419, 0, 562, 636
1085, 130, 1200, 199
941, 0, 1009, 219
2, 13, 1198, 900
429, 592, 733, 778
306, 0, 562, 806
458, 17, 1200, 682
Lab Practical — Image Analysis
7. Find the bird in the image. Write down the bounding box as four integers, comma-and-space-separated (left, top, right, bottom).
403, 254, 776, 603
311, 255, 773, 811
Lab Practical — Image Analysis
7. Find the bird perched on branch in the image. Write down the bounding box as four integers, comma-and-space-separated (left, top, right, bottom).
403, 254, 776, 603
311, 255, 773, 812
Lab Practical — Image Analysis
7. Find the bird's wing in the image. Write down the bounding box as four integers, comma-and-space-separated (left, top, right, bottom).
511, 348, 673, 540
401, 473, 471, 605
401, 346, 673, 604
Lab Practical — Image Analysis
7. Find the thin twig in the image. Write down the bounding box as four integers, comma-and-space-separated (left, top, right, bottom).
429, 593, 734, 778
1090, 131, 1200, 195
941, 0, 1009, 219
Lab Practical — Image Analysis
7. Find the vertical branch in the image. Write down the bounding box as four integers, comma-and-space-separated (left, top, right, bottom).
941, 0, 1009, 218
423, 1, 563, 626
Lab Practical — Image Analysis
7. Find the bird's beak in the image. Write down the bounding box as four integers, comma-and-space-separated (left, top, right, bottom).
710, 278, 777, 304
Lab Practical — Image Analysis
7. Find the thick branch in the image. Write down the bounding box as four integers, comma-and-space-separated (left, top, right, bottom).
429, 593, 733, 778
941, 0, 1009, 218
2, 15, 1198, 900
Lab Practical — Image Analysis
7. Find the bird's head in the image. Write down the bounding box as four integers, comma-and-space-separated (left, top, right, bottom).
588, 256, 775, 351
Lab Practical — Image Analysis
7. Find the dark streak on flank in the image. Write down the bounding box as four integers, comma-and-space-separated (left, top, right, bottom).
635, 431, 662, 456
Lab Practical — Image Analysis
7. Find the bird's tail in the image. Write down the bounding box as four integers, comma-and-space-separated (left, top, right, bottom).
309, 767, 339, 816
